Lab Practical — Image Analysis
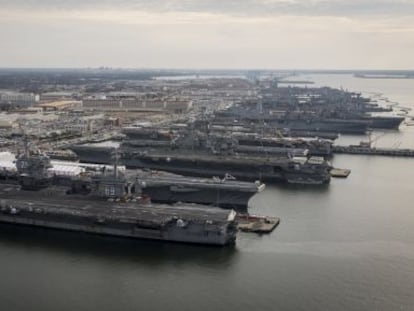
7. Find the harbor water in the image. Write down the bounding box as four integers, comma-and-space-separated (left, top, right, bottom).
1, 74, 414, 311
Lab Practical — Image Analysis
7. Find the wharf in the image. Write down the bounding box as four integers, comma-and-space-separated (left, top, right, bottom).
236, 214, 280, 233
333, 145, 414, 157
330, 168, 351, 178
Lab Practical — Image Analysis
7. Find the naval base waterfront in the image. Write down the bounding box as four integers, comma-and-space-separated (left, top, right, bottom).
1, 153, 414, 311
1, 72, 414, 311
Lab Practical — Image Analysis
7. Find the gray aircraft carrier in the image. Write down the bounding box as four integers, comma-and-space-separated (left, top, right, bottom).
69, 127, 332, 185
0, 151, 264, 209
133, 169, 265, 209
0, 148, 239, 246
0, 184, 238, 246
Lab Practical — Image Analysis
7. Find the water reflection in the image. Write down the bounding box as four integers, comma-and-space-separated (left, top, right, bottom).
0, 224, 238, 268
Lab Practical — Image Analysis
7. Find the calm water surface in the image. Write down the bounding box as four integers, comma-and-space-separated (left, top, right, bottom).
1, 74, 414, 311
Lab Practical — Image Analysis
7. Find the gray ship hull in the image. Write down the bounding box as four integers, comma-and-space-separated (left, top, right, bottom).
0, 214, 234, 246
68, 147, 331, 185
122, 153, 331, 185
0, 185, 238, 246
142, 185, 255, 210
69, 146, 113, 164
0, 151, 263, 209
364, 116, 405, 129
213, 115, 370, 134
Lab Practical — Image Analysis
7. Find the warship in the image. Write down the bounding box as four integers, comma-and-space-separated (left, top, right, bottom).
133, 169, 264, 209
214, 85, 406, 134
360, 116, 405, 129
121, 150, 331, 184
69, 162, 264, 209
213, 111, 372, 134
1, 149, 263, 209
234, 135, 332, 156
69, 131, 332, 185
122, 134, 310, 158
121, 127, 331, 184
213, 109, 405, 133
190, 123, 334, 156
195, 122, 340, 140
0, 148, 238, 246
122, 124, 333, 157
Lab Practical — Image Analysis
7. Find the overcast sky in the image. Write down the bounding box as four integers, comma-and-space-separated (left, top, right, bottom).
1, 0, 413, 69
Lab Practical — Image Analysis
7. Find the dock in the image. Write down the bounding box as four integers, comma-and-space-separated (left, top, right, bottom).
236, 214, 280, 233
330, 168, 351, 178
333, 145, 414, 157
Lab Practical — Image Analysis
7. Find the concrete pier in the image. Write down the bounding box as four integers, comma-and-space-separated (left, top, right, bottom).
236, 214, 280, 233
333, 145, 414, 157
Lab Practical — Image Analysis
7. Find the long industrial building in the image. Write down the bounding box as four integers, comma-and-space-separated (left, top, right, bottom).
82, 97, 192, 113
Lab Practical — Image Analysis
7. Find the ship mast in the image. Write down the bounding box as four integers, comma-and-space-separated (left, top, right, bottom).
23, 134, 30, 158
112, 148, 120, 179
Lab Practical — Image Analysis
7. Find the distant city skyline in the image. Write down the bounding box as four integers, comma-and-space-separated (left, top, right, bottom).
1, 0, 413, 69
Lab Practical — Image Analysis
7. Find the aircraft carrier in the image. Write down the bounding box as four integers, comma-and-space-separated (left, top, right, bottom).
69, 125, 332, 185
0, 184, 238, 246
122, 150, 331, 184
69, 144, 331, 185
0, 149, 238, 246
0, 150, 263, 209
213, 112, 372, 134
212, 85, 405, 134
123, 125, 334, 157
133, 169, 264, 209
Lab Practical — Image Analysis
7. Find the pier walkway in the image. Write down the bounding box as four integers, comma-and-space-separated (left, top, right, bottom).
333, 146, 414, 157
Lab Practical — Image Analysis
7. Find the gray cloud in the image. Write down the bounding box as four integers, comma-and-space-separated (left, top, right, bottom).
1, 0, 414, 17
1, 1, 413, 69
